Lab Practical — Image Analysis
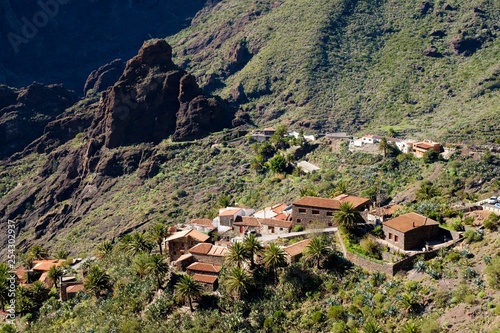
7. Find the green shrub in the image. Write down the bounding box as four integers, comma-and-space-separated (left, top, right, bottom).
483, 213, 500, 231
464, 229, 483, 243
311, 311, 325, 324
292, 225, 304, 232
372, 225, 384, 238
331, 321, 348, 333
360, 237, 382, 260
327, 305, 345, 320
485, 256, 500, 290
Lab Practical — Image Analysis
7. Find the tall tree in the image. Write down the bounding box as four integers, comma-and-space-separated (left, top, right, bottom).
133, 253, 151, 277
120, 233, 154, 256
84, 266, 110, 299
243, 234, 263, 269
47, 266, 63, 288
379, 137, 389, 158
333, 202, 364, 231
95, 240, 114, 259
147, 254, 169, 290
303, 236, 332, 269
262, 243, 287, 282
149, 223, 169, 255
0, 264, 10, 311
225, 242, 250, 268
175, 274, 202, 312
224, 267, 253, 300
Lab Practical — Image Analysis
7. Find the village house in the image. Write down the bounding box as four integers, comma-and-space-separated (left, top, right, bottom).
382, 212, 440, 251
213, 207, 255, 232
165, 229, 211, 261
232, 216, 293, 236
188, 242, 228, 266
297, 161, 321, 173
292, 194, 371, 226
250, 127, 276, 142
361, 135, 383, 144
412, 140, 442, 158
283, 238, 312, 264
186, 262, 221, 292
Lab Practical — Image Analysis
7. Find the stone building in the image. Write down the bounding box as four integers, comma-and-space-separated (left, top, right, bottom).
382, 212, 440, 251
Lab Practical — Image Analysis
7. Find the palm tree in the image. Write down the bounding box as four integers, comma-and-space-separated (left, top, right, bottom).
84, 266, 110, 299
47, 265, 63, 288
95, 240, 114, 259
28, 244, 48, 260
149, 223, 169, 255
400, 293, 420, 314
332, 180, 348, 196
225, 241, 250, 268
175, 274, 202, 312
379, 137, 389, 158
333, 202, 364, 231
54, 250, 70, 260
363, 319, 385, 333
147, 254, 169, 290
120, 233, 154, 256
400, 320, 419, 333
133, 253, 151, 277
262, 243, 287, 282
243, 234, 263, 269
0, 263, 10, 311
303, 236, 332, 269
224, 267, 253, 300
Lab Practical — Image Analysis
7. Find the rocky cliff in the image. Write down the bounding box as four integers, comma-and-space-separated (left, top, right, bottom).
0, 39, 230, 253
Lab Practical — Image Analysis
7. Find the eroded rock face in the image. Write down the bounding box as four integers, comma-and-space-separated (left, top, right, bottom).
98, 39, 228, 148
0, 39, 231, 254
0, 82, 78, 158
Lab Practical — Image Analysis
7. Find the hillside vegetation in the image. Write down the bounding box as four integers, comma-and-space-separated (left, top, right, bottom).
169, 0, 499, 142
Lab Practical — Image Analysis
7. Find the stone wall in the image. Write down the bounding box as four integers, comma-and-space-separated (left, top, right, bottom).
191, 253, 225, 266
292, 205, 335, 226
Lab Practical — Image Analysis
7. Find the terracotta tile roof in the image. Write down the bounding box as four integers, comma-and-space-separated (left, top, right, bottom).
16, 266, 28, 283
188, 243, 228, 257
233, 216, 261, 227
260, 218, 293, 229
174, 253, 194, 263
207, 246, 228, 257
383, 212, 439, 233
192, 274, 218, 284
32, 260, 63, 272
66, 284, 85, 293
271, 203, 289, 214
188, 219, 214, 228
293, 195, 370, 210
188, 243, 213, 255
414, 142, 435, 150
219, 208, 241, 217
165, 229, 210, 242
186, 262, 221, 274
273, 213, 289, 220
284, 238, 312, 257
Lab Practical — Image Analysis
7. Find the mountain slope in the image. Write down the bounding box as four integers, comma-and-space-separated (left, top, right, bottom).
168, 0, 499, 141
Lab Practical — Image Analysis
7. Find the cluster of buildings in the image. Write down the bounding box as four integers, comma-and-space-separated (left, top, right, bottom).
352, 135, 442, 158
164, 193, 451, 290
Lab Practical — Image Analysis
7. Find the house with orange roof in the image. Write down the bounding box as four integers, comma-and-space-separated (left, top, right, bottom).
192, 273, 219, 291
165, 229, 211, 261
213, 207, 255, 232
412, 140, 442, 158
188, 243, 228, 266
283, 238, 312, 263
382, 212, 440, 250
292, 194, 371, 227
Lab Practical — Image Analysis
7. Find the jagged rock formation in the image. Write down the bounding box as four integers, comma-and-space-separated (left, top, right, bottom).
83, 59, 125, 97
0, 39, 230, 254
0, 82, 78, 158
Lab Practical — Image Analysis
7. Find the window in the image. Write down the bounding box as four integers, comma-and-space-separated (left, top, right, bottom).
298, 208, 306, 213
326, 211, 333, 216
388, 233, 392, 240
280, 228, 283, 231
394, 235, 399, 242
328, 222, 333, 227
297, 219, 302, 223
312, 210, 320, 215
